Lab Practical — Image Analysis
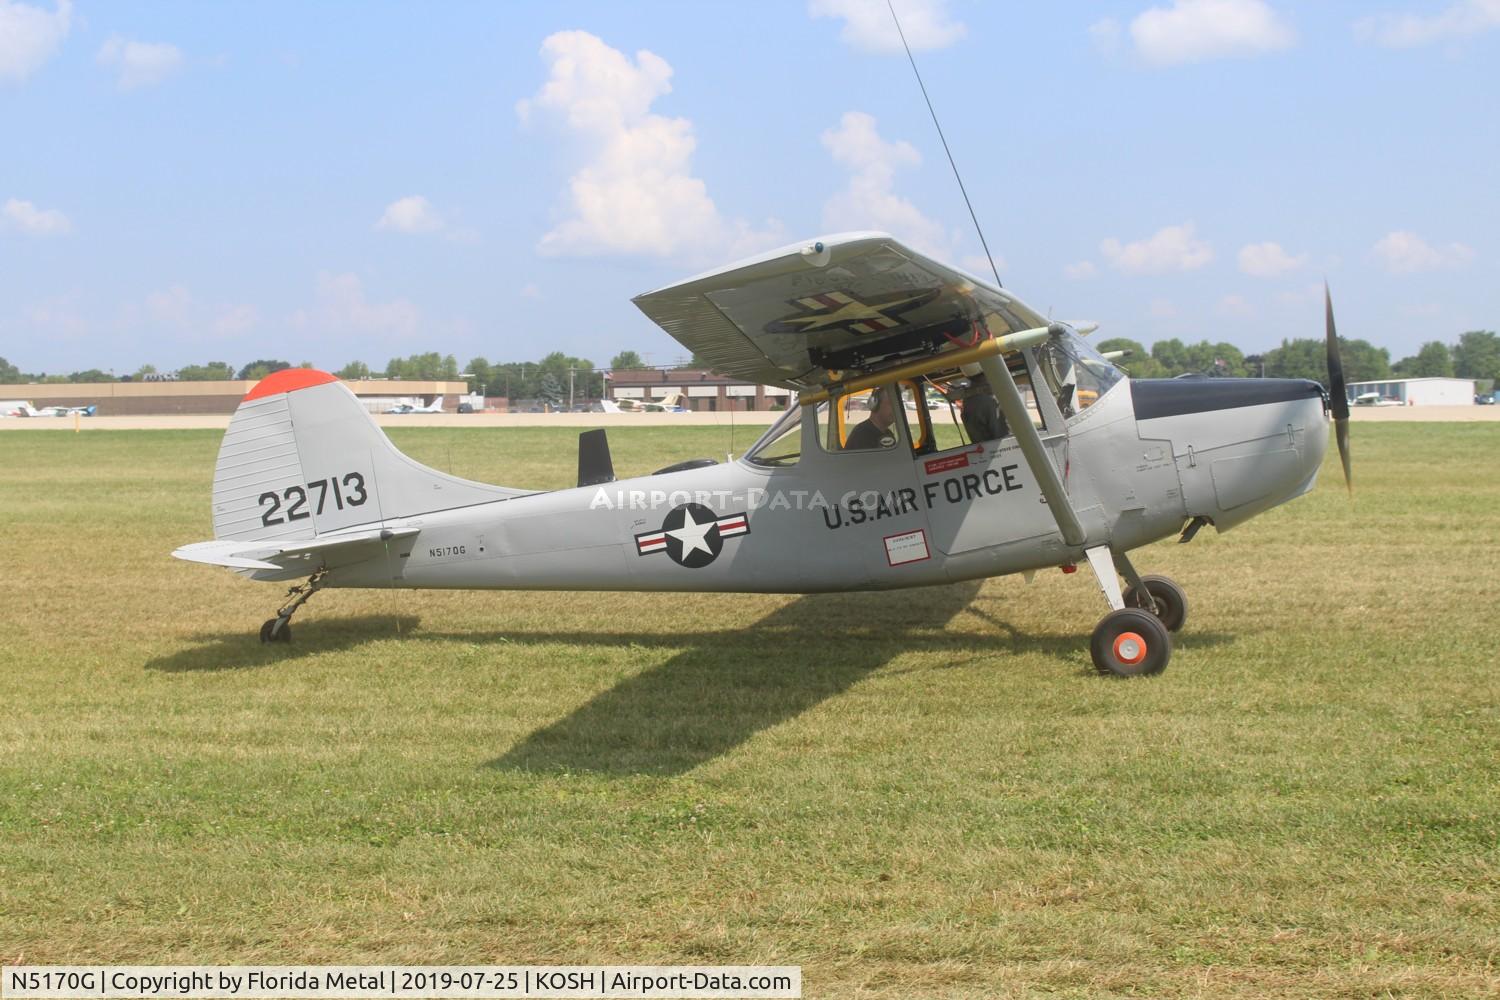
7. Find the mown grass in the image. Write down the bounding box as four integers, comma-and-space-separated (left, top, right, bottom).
0, 423, 1496, 998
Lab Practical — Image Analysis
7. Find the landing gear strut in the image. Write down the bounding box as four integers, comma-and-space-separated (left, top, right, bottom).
260, 567, 327, 643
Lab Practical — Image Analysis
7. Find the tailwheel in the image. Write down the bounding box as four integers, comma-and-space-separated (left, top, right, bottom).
1123, 574, 1188, 632
258, 567, 325, 643
260, 619, 291, 643
1091, 608, 1171, 677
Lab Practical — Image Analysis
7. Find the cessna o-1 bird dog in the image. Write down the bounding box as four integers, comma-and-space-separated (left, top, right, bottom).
175, 233, 1353, 676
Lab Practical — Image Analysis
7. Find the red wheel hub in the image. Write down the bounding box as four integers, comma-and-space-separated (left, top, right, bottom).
1113, 631, 1147, 665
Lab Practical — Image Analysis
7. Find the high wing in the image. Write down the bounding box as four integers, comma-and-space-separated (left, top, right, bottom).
632, 232, 1051, 390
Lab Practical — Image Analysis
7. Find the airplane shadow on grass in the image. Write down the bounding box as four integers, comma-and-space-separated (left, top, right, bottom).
486, 583, 1229, 778
144, 615, 424, 672
147, 585, 1232, 775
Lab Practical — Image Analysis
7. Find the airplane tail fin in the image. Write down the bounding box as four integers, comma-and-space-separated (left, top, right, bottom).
208, 369, 529, 543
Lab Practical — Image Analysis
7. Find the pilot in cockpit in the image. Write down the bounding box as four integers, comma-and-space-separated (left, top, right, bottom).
844, 385, 898, 450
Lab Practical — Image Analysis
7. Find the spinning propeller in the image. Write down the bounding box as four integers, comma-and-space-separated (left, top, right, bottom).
1324, 282, 1353, 494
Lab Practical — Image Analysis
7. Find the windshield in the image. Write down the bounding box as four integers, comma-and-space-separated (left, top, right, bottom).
1037, 333, 1125, 419
746, 399, 824, 466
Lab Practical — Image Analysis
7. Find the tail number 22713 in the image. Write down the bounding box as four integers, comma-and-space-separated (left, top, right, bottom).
258, 472, 368, 526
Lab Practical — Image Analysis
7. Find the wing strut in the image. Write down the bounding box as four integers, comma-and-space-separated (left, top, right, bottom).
976, 352, 1087, 547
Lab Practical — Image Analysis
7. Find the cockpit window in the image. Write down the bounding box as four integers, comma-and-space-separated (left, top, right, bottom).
1037, 334, 1125, 419
746, 400, 823, 467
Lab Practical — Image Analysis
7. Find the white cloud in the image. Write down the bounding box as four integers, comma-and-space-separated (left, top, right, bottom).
1218, 293, 1254, 317
22, 294, 87, 338
1370, 230, 1475, 273
809, 0, 966, 52
1237, 240, 1307, 277
212, 304, 259, 337
1064, 260, 1098, 279
291, 272, 420, 336
376, 195, 443, 235
145, 285, 192, 327
1101, 222, 1213, 274
3, 197, 71, 235
0, 0, 71, 82
1356, 0, 1500, 47
97, 36, 184, 90
518, 30, 779, 260
1129, 0, 1295, 66
821, 110, 956, 258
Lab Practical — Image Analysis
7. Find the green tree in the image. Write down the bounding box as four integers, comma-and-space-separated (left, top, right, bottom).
384, 352, 457, 380
465, 357, 492, 394
1149, 338, 1191, 375
177, 361, 235, 381
1394, 341, 1454, 378
237, 359, 291, 380
1263, 338, 1391, 384
1452, 330, 1500, 382
336, 360, 371, 380
610, 350, 644, 370
0, 357, 20, 382
537, 372, 563, 409
66, 369, 115, 383
134, 363, 158, 379
1097, 338, 1168, 378
1149, 339, 1248, 377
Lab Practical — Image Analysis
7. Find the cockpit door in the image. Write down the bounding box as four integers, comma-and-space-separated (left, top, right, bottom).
920, 350, 1064, 556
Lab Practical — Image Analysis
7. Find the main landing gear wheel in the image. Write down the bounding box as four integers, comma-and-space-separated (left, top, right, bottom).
1091, 608, 1171, 678
1123, 574, 1188, 633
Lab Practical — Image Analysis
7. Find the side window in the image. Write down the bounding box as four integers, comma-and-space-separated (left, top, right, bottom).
826, 388, 900, 452
955, 357, 1044, 446
747, 402, 823, 467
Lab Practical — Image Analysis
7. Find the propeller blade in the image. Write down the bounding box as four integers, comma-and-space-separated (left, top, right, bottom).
1325, 282, 1352, 494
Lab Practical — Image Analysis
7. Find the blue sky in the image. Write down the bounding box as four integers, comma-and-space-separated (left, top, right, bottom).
3, 0, 1496, 375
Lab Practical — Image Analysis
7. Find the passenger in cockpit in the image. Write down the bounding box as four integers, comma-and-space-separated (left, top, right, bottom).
845, 386, 898, 450
961, 378, 1008, 443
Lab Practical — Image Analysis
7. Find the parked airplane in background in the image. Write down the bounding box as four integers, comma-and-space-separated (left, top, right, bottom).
0, 400, 42, 417
614, 392, 688, 413
174, 233, 1351, 677
384, 397, 444, 414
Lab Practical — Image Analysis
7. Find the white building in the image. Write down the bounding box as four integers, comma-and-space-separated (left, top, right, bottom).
1347, 377, 1475, 406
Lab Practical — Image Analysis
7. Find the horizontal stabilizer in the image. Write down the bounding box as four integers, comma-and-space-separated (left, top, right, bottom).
174, 526, 419, 571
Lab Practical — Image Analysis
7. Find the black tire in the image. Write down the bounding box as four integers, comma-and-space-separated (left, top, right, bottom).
1091, 607, 1171, 677
1124, 574, 1188, 632
259, 619, 292, 643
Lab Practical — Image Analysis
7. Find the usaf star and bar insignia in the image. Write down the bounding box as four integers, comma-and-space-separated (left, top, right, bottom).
635, 502, 750, 569
765, 287, 940, 337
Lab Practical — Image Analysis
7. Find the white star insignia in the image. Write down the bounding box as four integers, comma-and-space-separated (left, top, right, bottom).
666, 506, 716, 557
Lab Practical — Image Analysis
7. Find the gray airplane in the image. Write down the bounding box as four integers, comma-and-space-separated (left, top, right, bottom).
174, 233, 1352, 676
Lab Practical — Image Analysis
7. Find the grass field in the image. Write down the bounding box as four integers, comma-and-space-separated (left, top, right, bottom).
1, 423, 1497, 998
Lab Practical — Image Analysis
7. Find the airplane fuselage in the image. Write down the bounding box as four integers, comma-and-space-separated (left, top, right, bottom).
279, 374, 1327, 595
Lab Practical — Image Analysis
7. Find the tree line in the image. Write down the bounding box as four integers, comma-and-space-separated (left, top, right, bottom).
1097, 330, 1498, 387
5, 332, 1496, 393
